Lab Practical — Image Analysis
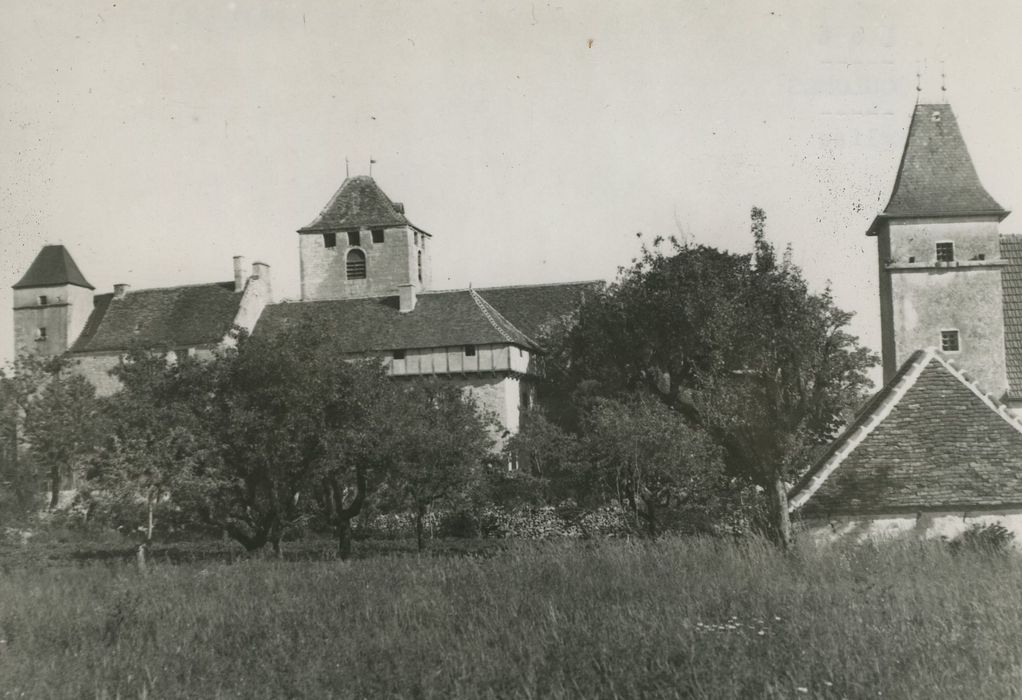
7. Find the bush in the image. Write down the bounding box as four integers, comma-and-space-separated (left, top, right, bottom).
946, 523, 1016, 556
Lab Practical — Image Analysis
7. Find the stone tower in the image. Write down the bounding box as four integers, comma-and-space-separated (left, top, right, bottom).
297, 176, 432, 303
11, 245, 95, 358
868, 103, 1011, 398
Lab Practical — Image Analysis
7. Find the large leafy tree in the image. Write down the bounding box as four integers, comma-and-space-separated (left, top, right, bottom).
376, 381, 493, 550
548, 209, 876, 545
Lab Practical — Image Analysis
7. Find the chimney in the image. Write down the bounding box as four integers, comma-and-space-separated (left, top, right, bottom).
113, 283, 130, 299
233, 255, 246, 292
398, 283, 417, 313
251, 261, 271, 295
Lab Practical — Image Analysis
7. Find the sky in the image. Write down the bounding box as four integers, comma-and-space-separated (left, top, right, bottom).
4, 0, 1022, 377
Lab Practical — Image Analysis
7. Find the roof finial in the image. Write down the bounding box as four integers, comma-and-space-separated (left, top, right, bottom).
369, 156, 376, 177
941, 62, 947, 103
345, 156, 350, 178
915, 65, 922, 103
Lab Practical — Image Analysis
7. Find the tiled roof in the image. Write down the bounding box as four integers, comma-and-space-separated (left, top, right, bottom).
13, 245, 94, 290
790, 350, 1022, 516
257, 288, 546, 354
1003, 235, 1022, 400
71, 282, 241, 353
300, 176, 412, 232
876, 104, 1007, 223
474, 281, 604, 340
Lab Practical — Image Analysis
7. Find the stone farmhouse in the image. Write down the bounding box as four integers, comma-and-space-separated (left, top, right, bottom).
11, 175, 598, 434
790, 102, 1022, 543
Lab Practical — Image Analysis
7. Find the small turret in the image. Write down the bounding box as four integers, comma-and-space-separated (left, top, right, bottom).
11, 245, 95, 357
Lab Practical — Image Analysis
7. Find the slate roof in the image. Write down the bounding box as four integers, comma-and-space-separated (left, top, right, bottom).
1003, 235, 1022, 400
473, 281, 604, 340
300, 176, 413, 232
869, 104, 1008, 234
13, 245, 94, 290
71, 282, 242, 353
257, 288, 542, 354
789, 349, 1022, 516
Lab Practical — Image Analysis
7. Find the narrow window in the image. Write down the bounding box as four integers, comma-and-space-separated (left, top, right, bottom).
323, 232, 337, 248
936, 242, 955, 263
347, 230, 360, 246
418, 250, 423, 283
36, 327, 47, 341
346, 249, 366, 279
393, 349, 406, 360
371, 228, 384, 244
464, 345, 476, 357
941, 330, 960, 352
38, 295, 48, 305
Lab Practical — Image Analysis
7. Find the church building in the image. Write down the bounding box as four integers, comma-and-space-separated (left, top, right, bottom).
789, 102, 1022, 543
11, 175, 597, 434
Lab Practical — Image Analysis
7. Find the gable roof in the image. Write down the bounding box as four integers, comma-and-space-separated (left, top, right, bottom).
71, 282, 242, 353
257, 288, 540, 354
869, 104, 1008, 234
1002, 235, 1022, 401
790, 349, 1022, 516
13, 245, 94, 290
474, 281, 604, 340
300, 176, 413, 232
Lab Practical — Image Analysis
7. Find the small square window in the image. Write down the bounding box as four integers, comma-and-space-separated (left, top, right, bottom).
36, 327, 47, 341
323, 233, 336, 248
414, 232, 420, 246
941, 330, 960, 352
371, 229, 384, 244
393, 349, 406, 360
464, 345, 476, 357
38, 295, 48, 305
347, 231, 360, 246
936, 242, 955, 263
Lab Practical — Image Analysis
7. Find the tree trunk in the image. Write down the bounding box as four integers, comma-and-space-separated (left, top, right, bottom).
336, 517, 353, 560
768, 475, 792, 549
415, 504, 426, 551
49, 463, 60, 509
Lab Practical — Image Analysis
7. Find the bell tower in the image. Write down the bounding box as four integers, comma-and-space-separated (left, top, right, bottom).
868, 103, 1010, 398
297, 175, 432, 302
11, 245, 95, 357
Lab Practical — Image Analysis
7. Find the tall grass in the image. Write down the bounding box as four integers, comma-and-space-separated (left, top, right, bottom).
1, 538, 1021, 698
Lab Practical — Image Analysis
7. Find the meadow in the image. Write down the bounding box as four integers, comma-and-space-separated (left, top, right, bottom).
1, 537, 1021, 699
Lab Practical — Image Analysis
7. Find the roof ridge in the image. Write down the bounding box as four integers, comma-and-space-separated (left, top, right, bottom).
474, 279, 605, 292
112, 280, 235, 294
469, 288, 537, 348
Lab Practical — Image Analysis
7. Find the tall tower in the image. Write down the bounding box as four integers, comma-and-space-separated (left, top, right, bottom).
297, 176, 432, 302
869, 103, 1011, 398
11, 245, 95, 357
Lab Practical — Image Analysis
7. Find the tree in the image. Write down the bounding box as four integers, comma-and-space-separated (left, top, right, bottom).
582, 395, 726, 537
172, 325, 392, 558
11, 356, 103, 509
88, 348, 211, 554
377, 381, 493, 550
550, 210, 877, 546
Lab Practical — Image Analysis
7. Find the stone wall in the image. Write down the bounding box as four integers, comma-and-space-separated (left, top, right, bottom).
12, 284, 94, 357
799, 509, 1022, 549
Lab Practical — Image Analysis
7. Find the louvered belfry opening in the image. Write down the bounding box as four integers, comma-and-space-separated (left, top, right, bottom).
346, 249, 366, 279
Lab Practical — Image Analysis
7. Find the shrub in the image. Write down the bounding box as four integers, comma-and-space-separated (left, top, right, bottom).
946, 523, 1016, 556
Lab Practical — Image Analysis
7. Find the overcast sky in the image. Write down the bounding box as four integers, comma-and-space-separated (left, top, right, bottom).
4, 1, 1022, 377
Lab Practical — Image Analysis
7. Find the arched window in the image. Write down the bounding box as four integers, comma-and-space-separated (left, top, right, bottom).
346, 249, 366, 279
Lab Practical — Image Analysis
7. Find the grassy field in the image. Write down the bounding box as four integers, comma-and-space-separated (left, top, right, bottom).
1, 538, 1021, 699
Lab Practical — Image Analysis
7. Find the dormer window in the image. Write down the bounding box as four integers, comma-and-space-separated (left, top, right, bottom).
38, 295, 48, 305
464, 345, 476, 357
347, 231, 360, 246
346, 249, 366, 279
323, 233, 336, 248
936, 242, 955, 263
941, 329, 960, 352
393, 349, 406, 360
371, 229, 384, 244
